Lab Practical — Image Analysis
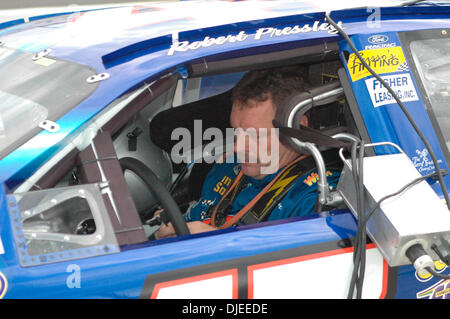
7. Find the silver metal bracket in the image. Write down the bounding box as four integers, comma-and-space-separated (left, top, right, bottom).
86, 73, 110, 83
287, 133, 359, 207
39, 120, 60, 133
32, 48, 51, 61
337, 141, 450, 267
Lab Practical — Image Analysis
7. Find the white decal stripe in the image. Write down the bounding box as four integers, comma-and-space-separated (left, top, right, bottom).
249, 246, 386, 299
0, 235, 4, 255
365, 73, 418, 108
153, 269, 238, 299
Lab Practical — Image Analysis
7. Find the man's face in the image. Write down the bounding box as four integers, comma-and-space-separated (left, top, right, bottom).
230, 97, 291, 179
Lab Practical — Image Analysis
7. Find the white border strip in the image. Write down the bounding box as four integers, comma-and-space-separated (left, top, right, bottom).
0, 235, 4, 255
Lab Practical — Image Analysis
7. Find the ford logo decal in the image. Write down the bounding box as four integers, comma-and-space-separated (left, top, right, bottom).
368, 35, 389, 44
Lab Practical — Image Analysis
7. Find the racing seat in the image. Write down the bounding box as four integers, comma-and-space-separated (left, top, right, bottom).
150, 90, 233, 204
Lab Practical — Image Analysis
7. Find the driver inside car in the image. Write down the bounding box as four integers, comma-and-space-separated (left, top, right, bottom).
155, 66, 341, 239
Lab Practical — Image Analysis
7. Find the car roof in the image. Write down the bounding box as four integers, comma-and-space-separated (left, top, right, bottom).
1, 0, 448, 102
0, 0, 435, 67
0, 1, 448, 83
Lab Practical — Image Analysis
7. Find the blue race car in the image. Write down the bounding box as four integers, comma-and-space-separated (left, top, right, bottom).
0, 0, 449, 300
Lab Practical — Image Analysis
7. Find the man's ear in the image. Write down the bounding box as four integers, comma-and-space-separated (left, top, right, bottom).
300, 114, 308, 127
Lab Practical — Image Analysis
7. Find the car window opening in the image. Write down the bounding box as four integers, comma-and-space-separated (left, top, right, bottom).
145, 57, 358, 239
16, 41, 363, 248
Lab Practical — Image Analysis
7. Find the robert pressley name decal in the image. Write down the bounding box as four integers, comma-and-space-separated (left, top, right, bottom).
182, 302, 268, 317
168, 20, 345, 56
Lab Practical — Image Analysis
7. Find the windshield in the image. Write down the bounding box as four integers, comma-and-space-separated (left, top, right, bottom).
409, 38, 450, 158
0, 47, 98, 159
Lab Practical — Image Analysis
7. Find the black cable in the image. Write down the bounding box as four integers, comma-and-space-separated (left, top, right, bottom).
364, 171, 438, 223
431, 244, 450, 266
425, 267, 450, 280
327, 10, 450, 296
325, 13, 450, 296
356, 140, 366, 299
359, 172, 437, 288
325, 12, 450, 211
407, 245, 450, 279
346, 140, 367, 299
347, 142, 361, 299
347, 170, 439, 298
346, 153, 443, 298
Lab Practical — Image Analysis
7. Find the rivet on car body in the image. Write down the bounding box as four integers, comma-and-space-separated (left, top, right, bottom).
86, 73, 110, 83
32, 48, 52, 61
39, 120, 60, 133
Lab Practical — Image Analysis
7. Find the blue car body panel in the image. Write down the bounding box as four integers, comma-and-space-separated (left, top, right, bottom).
2, 212, 354, 298
0, 0, 449, 299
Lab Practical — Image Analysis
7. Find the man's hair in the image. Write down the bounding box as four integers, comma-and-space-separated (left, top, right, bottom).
231, 65, 309, 110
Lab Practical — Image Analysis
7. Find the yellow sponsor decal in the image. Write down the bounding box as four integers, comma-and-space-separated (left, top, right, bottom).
213, 175, 232, 196
347, 46, 407, 82
303, 171, 333, 187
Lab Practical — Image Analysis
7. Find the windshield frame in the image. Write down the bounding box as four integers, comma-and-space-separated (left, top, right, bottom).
399, 29, 450, 165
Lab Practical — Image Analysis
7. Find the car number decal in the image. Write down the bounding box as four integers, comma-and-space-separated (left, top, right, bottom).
247, 244, 388, 299
417, 279, 450, 299
142, 241, 393, 299
151, 269, 238, 299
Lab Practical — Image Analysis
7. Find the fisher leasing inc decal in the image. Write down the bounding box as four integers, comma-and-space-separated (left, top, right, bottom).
168, 20, 345, 56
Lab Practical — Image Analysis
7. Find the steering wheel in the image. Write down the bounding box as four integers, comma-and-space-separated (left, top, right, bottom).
119, 157, 190, 236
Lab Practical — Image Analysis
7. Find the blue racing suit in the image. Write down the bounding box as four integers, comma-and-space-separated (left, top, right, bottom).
184, 155, 341, 225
